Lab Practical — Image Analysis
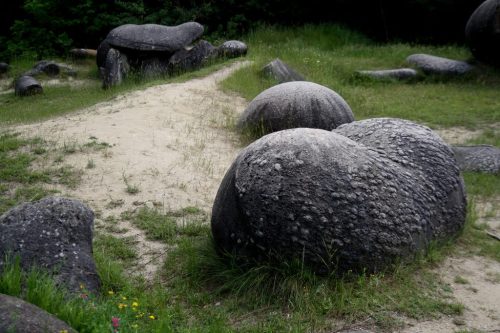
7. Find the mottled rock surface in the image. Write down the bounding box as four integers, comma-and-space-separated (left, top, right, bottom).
0, 294, 77, 333
168, 40, 216, 74
212, 119, 466, 273
452, 145, 500, 173
96, 39, 111, 70
237, 81, 354, 136
217, 40, 248, 58
15, 75, 43, 96
406, 54, 473, 75
107, 22, 204, 52
0, 197, 100, 294
262, 58, 305, 83
466, 0, 500, 67
356, 68, 417, 80
102, 48, 129, 89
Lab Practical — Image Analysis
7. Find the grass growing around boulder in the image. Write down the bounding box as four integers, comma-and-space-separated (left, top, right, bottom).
221, 24, 500, 129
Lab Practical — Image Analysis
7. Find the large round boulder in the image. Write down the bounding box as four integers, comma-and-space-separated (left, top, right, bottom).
236, 81, 354, 137
106, 22, 204, 53
465, 0, 500, 67
0, 197, 101, 294
212, 119, 466, 273
0, 294, 77, 333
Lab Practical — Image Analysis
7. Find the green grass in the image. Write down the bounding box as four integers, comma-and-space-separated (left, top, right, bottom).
0, 57, 240, 125
221, 24, 500, 129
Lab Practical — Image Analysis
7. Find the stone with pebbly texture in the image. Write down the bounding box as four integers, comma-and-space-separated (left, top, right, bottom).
217, 40, 248, 58
452, 145, 500, 173
212, 119, 466, 273
237, 81, 354, 137
0, 197, 100, 294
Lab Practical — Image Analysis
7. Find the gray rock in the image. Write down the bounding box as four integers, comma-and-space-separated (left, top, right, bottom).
24, 60, 77, 78
0, 62, 9, 74
237, 81, 354, 137
102, 48, 129, 89
106, 22, 204, 52
168, 40, 216, 74
452, 145, 500, 173
217, 40, 248, 58
26, 60, 60, 77
0, 294, 77, 333
406, 54, 473, 75
212, 119, 466, 274
262, 58, 305, 83
465, 0, 500, 67
356, 68, 417, 80
15, 75, 43, 96
96, 39, 111, 70
0, 197, 100, 294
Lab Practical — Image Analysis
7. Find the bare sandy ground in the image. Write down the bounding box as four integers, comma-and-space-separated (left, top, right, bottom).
8, 62, 500, 332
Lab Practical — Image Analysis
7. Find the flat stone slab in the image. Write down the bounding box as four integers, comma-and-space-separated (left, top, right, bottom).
406, 54, 473, 75
0, 294, 77, 333
262, 58, 305, 83
106, 22, 204, 52
356, 68, 417, 80
452, 145, 500, 173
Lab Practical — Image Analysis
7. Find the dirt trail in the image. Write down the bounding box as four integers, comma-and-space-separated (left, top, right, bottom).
9, 62, 500, 331
15, 61, 249, 279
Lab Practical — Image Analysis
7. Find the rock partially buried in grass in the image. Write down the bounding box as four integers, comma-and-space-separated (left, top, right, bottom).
406, 54, 473, 75
102, 48, 129, 89
217, 40, 248, 58
452, 145, 500, 173
465, 0, 500, 67
14, 75, 43, 96
237, 81, 354, 138
212, 120, 466, 274
0, 294, 77, 333
0, 197, 101, 294
262, 58, 305, 83
356, 68, 417, 80
106, 22, 204, 52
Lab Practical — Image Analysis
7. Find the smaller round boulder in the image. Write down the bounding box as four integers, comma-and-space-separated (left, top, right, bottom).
217, 40, 248, 58
236, 81, 354, 137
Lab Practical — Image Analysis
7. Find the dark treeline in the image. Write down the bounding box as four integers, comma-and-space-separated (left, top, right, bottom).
0, 0, 484, 60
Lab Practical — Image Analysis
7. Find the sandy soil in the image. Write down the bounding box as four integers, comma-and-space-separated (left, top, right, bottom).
8, 62, 500, 331
14, 61, 249, 279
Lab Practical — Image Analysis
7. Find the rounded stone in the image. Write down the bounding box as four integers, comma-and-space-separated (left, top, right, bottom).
106, 22, 204, 52
212, 120, 466, 274
217, 40, 248, 58
406, 54, 473, 75
465, 0, 500, 67
236, 81, 354, 137
14, 75, 43, 96
0, 197, 101, 294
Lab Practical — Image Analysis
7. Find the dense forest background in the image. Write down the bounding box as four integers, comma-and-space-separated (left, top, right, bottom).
0, 0, 485, 60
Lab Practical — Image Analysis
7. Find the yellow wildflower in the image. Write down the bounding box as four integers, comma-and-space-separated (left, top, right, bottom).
149, 315, 155, 320
108, 290, 114, 295
118, 303, 128, 309
132, 301, 139, 307
122, 296, 127, 300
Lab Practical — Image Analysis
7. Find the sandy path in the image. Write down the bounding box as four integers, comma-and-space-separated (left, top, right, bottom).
8, 63, 500, 331
15, 61, 249, 278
